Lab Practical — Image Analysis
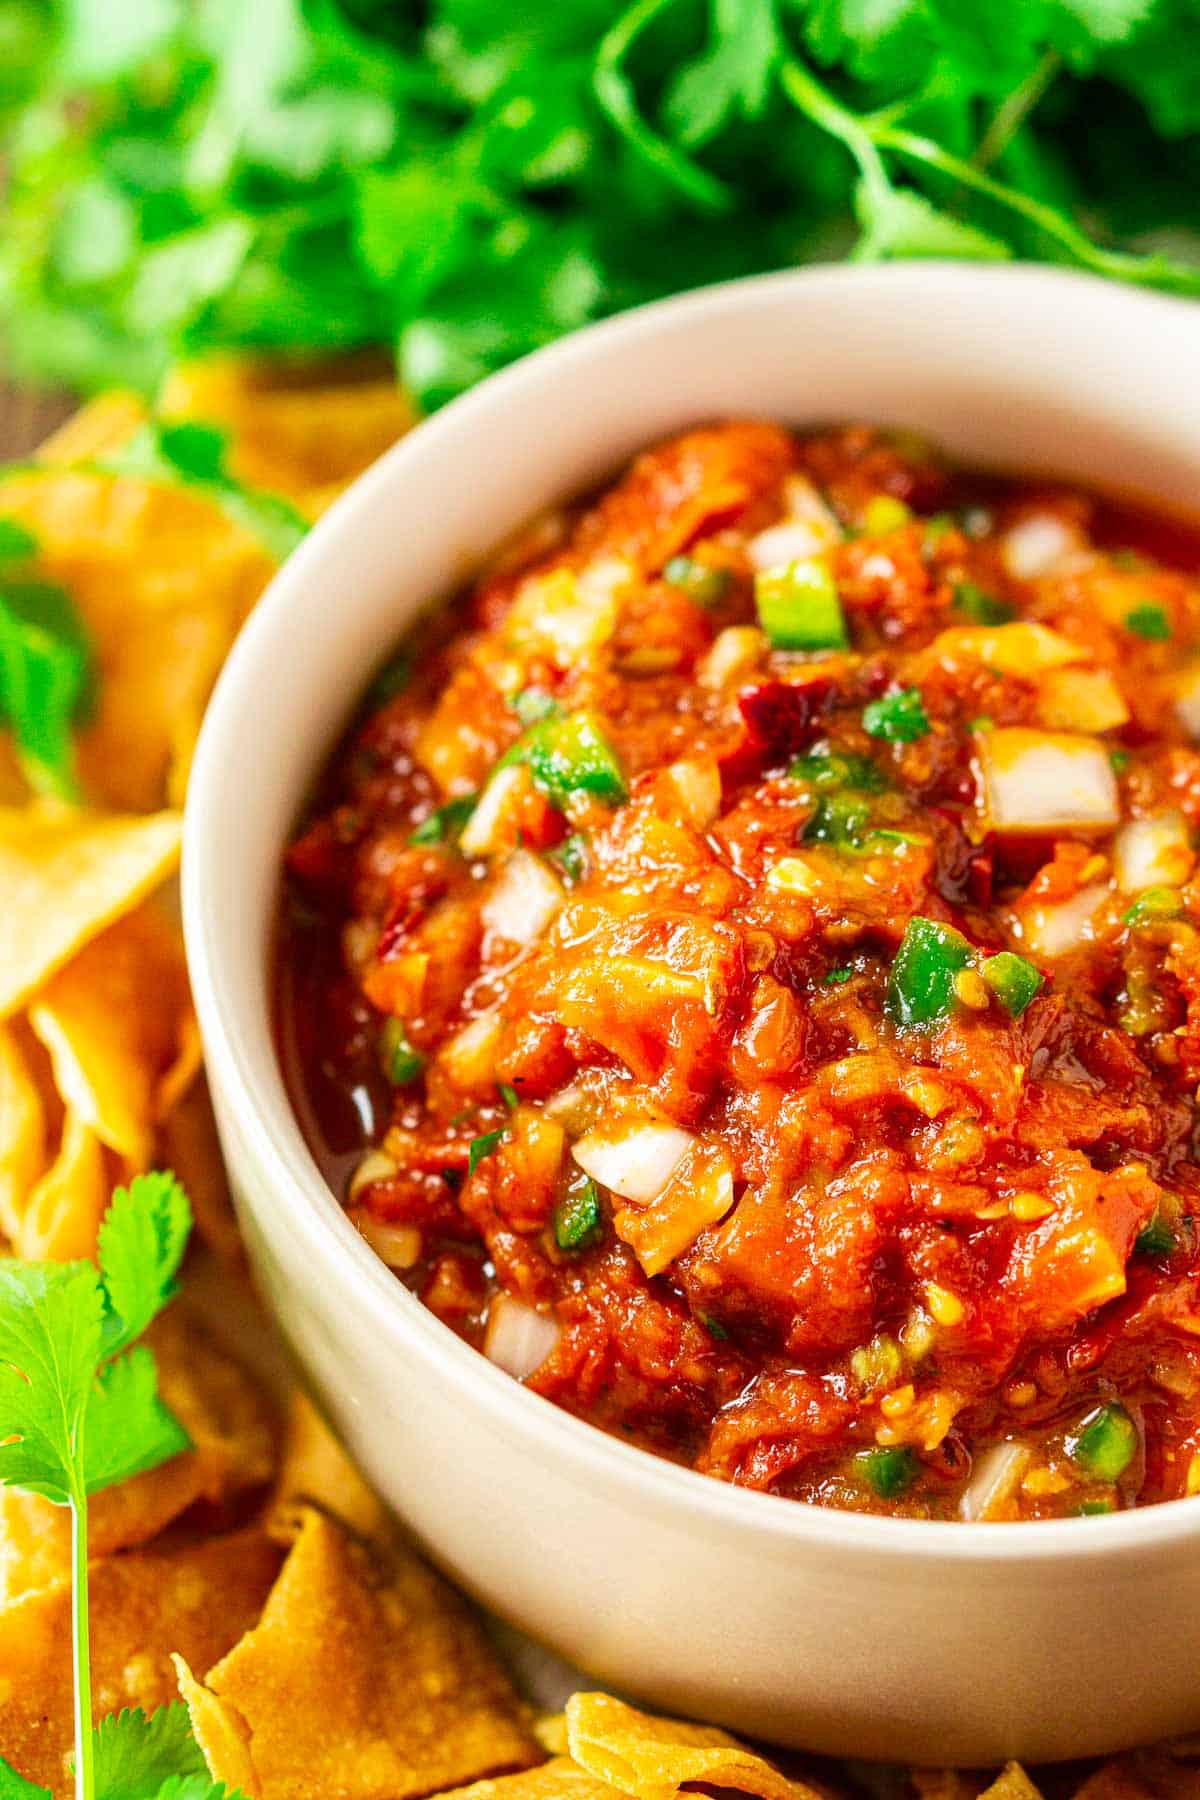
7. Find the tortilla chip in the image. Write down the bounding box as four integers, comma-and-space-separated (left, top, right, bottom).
0, 1525, 282, 1796
0, 803, 181, 1016
268, 1391, 388, 1545
159, 354, 411, 516
976, 1773, 1043, 1800
564, 1694, 817, 1800
0, 1306, 277, 1605
535, 1716, 570, 1757
911, 1778, 984, 1800
434, 1760, 620, 1800
18, 1107, 111, 1263
0, 468, 275, 810
174, 1655, 261, 1799
206, 1506, 538, 1799
29, 903, 195, 1166
35, 390, 149, 466
157, 1071, 242, 1262
0, 1022, 47, 1245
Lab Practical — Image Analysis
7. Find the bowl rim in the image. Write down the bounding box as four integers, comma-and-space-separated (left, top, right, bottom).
183, 257, 1200, 1565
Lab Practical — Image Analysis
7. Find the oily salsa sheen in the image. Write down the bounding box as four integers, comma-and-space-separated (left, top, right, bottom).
278, 422, 1200, 1521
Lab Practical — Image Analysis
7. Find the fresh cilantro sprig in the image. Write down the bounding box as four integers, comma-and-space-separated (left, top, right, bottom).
0, 516, 92, 800
2, 2, 1199, 411
0, 1172, 242, 1800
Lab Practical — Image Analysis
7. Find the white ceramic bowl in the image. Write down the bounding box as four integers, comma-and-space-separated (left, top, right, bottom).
184, 263, 1200, 1767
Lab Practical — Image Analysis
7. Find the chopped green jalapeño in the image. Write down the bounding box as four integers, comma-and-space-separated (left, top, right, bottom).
662, 554, 730, 606
854, 1445, 917, 1499
1067, 1402, 1137, 1482
754, 557, 848, 650
411, 793, 477, 845
953, 582, 1014, 625
981, 951, 1043, 1018
379, 1018, 424, 1085
499, 709, 626, 808
1124, 604, 1171, 641
554, 1178, 602, 1252
886, 916, 974, 1027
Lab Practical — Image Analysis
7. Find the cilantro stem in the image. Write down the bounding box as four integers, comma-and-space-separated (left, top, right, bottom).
973, 50, 1060, 171
71, 1481, 94, 1800
778, 59, 890, 206
874, 123, 1200, 292
595, 0, 733, 212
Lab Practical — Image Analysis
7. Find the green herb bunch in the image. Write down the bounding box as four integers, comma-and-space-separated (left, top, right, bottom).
0, 1171, 243, 1800
1, 0, 1199, 412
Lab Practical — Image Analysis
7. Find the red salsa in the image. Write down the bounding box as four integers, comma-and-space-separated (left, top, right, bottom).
278, 422, 1200, 1521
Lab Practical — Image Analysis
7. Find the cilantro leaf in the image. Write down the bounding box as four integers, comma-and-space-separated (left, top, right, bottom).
93, 1705, 207, 1800
82, 1346, 192, 1495
99, 1172, 193, 1355
0, 1756, 50, 1800
468, 1128, 505, 1173
97, 422, 309, 563
854, 181, 1014, 262
0, 1261, 105, 1504
664, 0, 782, 148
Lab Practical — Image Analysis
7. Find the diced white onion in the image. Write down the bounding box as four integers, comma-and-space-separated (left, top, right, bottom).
1175, 665, 1200, 740
572, 1118, 695, 1203
348, 1150, 397, 1203
484, 1295, 561, 1380
1114, 811, 1194, 894
482, 847, 563, 945
459, 763, 528, 858
959, 1441, 1032, 1521
353, 1214, 422, 1270
979, 728, 1118, 833
1021, 883, 1109, 958
696, 625, 765, 690
748, 522, 829, 570
665, 756, 722, 830
1036, 667, 1129, 733
1002, 514, 1083, 580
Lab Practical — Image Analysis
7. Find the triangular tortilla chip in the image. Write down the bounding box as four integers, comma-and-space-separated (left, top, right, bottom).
159, 354, 411, 516
0, 804, 181, 1016
29, 904, 195, 1165
0, 1023, 46, 1245
206, 1507, 538, 1799
0, 1526, 282, 1797
174, 1655, 261, 1799
0, 1306, 277, 1606
17, 1106, 110, 1263
0, 468, 275, 810
564, 1695, 819, 1800
156, 1072, 241, 1263
434, 1760, 622, 1800
267, 1391, 388, 1546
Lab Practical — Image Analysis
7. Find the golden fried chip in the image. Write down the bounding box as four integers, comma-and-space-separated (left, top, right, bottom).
157, 1071, 242, 1262
17, 1107, 110, 1263
0, 1022, 46, 1244
174, 1655, 261, 1799
0, 803, 181, 1015
29, 904, 195, 1166
268, 1391, 387, 1545
535, 1716, 569, 1757
0, 469, 276, 810
0, 1526, 282, 1796
977, 1770, 1043, 1800
159, 354, 412, 515
35, 390, 149, 466
206, 1506, 538, 1799
0, 1306, 276, 1605
911, 1777, 984, 1800
564, 1694, 817, 1800
434, 1760, 621, 1800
